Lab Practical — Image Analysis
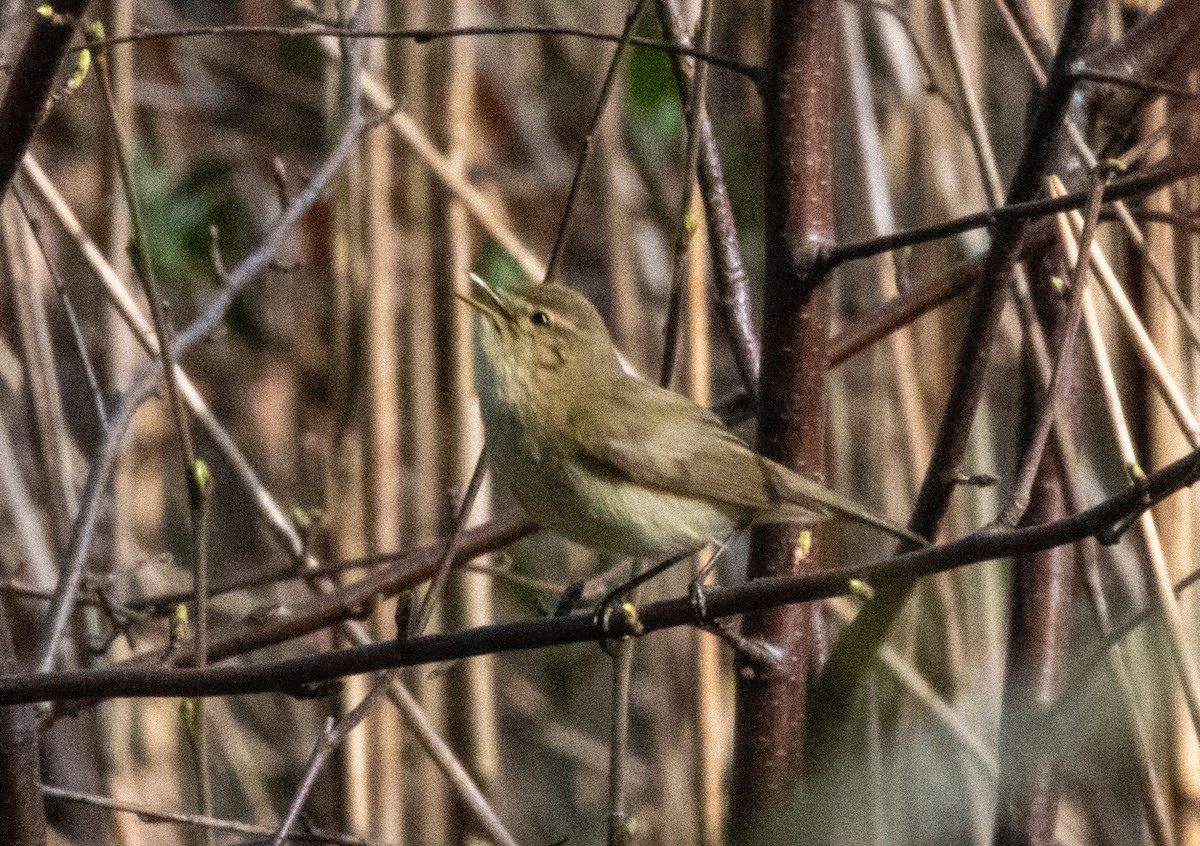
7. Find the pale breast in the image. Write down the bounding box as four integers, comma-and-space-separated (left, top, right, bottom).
484, 403, 733, 559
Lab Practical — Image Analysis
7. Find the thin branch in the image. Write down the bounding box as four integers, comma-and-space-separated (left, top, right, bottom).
1073, 67, 1200, 102
5, 444, 1200, 705
657, 0, 761, 397
807, 0, 1103, 765
0, 0, 89, 198
406, 446, 488, 640
271, 676, 389, 846
40, 784, 388, 846
659, 0, 716, 388
82, 22, 761, 82
29, 105, 371, 675
11, 186, 108, 428
994, 174, 1105, 531
606, 638, 637, 846
823, 150, 1200, 268
544, 0, 651, 283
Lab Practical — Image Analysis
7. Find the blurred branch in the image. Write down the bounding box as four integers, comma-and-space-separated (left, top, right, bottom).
996, 0, 1200, 356
41, 784, 386, 846
806, 0, 1102, 769
1078, 0, 1200, 133
657, 0, 713, 388
11, 186, 108, 428
4, 444, 1200, 705
823, 149, 1200, 268
72, 514, 537, 696
544, 0, 650, 283
271, 675, 388, 846
29, 104, 372, 680
0, 590, 45, 846
84, 22, 761, 82
1072, 67, 1200, 102
657, 0, 761, 397
0, 0, 89, 198
90, 36, 216, 826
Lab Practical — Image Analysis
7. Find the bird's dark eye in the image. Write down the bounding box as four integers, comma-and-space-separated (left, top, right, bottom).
530, 311, 549, 327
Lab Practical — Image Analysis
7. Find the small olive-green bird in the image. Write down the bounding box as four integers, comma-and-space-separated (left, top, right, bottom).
461, 274, 925, 559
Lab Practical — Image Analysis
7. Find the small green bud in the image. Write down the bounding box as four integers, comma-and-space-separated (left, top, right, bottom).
67, 49, 90, 90
792, 530, 812, 564
683, 209, 698, 240
193, 458, 213, 497
849, 578, 875, 601
35, 4, 71, 24
173, 604, 190, 639
180, 698, 198, 733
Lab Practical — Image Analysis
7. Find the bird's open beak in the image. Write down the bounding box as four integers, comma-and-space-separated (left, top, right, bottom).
456, 273, 511, 325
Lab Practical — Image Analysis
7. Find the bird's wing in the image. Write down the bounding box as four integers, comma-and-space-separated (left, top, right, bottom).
568, 376, 928, 546
569, 376, 806, 515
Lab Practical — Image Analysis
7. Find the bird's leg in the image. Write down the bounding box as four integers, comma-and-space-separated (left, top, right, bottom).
597, 551, 692, 611
548, 581, 585, 617
688, 580, 784, 670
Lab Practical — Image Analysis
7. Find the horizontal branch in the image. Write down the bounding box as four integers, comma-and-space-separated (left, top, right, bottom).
83, 23, 762, 83
823, 149, 1200, 268
3, 448, 1199, 706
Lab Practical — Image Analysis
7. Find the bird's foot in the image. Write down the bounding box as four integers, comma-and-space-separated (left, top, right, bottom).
689, 580, 784, 670
550, 580, 585, 617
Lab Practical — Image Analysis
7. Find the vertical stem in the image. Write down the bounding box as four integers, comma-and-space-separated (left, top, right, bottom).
685, 201, 727, 846
0, 578, 46, 846
445, 0, 500, 803
730, 0, 836, 834
544, 0, 650, 284
657, 0, 761, 397
362, 1, 405, 836
607, 637, 638, 846
806, 0, 1102, 761
400, 0, 451, 840
992, 249, 1077, 846
0, 0, 91, 197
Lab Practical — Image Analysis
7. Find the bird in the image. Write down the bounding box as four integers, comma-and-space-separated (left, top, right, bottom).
460, 274, 926, 562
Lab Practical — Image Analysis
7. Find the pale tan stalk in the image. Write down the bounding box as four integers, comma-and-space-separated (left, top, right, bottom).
359, 1, 406, 836
21, 136, 517, 846
1052, 189, 1200, 747
684, 193, 727, 846
1048, 177, 1200, 446
396, 0, 450, 838
441, 0, 502, 824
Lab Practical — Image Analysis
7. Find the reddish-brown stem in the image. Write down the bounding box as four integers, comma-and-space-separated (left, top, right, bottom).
730, 0, 837, 831
993, 246, 1080, 846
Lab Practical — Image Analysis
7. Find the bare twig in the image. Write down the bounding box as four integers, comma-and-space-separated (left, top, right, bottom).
41, 784, 387, 846
271, 676, 390, 846
10, 186, 107, 427
1052, 179, 1200, 744
806, 0, 1102, 764
606, 637, 637, 846
406, 447, 488, 640
823, 151, 1200, 268
8, 441, 1199, 716
543, 0, 650, 283
993, 174, 1106, 531
83, 22, 760, 81
658, 0, 715, 388
657, 0, 761, 397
